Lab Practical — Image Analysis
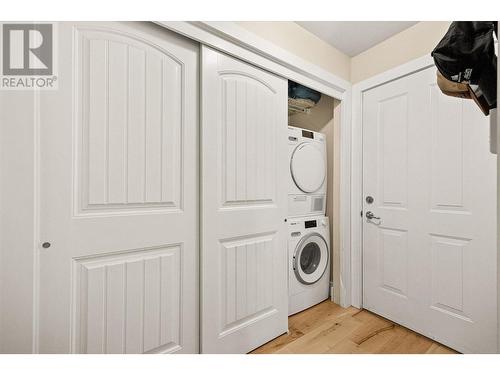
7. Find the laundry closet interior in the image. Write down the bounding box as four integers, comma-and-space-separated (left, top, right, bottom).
0, 20, 497, 355
287, 86, 341, 307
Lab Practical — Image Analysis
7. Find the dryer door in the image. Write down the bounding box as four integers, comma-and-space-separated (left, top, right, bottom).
290, 143, 326, 193
293, 234, 329, 285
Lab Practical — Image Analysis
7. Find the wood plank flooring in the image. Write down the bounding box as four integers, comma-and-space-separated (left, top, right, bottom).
251, 300, 457, 354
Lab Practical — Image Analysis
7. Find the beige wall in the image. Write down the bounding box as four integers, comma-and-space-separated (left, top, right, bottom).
237, 21, 452, 84
351, 21, 451, 83
237, 21, 351, 82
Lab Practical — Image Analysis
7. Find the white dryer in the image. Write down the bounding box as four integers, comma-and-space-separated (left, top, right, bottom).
288, 215, 330, 315
288, 126, 327, 217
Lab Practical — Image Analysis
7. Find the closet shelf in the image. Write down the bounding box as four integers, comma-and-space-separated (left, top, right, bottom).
288, 97, 316, 115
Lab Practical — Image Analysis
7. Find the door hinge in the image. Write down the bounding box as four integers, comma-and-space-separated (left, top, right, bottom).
360, 210, 363, 217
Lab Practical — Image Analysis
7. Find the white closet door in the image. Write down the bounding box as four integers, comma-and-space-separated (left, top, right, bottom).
38, 22, 199, 353
201, 46, 288, 353
363, 66, 497, 353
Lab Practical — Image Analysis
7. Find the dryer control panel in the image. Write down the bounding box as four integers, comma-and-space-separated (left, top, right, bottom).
288, 126, 325, 144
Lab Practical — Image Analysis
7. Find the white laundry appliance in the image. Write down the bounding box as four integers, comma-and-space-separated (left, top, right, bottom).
288, 215, 330, 315
288, 126, 327, 217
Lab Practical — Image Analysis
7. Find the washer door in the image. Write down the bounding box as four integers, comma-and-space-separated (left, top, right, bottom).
290, 143, 326, 193
293, 233, 329, 285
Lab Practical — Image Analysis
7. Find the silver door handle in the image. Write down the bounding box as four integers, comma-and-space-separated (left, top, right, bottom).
366, 211, 380, 220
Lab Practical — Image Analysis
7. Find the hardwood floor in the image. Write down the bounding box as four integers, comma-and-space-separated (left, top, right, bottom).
251, 300, 457, 354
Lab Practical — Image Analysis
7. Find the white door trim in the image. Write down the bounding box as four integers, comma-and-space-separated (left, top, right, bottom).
156, 21, 354, 308
350, 54, 437, 308
155, 22, 350, 100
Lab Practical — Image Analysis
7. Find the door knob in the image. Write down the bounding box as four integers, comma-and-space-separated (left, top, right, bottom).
366, 211, 380, 220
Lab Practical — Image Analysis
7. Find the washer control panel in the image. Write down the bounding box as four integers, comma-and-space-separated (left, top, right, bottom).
304, 219, 317, 228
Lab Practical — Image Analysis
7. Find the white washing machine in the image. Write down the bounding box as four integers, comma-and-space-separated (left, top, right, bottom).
288, 215, 330, 315
288, 126, 327, 217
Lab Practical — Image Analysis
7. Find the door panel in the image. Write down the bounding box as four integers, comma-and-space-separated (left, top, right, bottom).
363, 66, 497, 353
72, 245, 181, 354
425, 77, 497, 353
38, 22, 198, 353
77, 27, 182, 212
201, 46, 288, 353
379, 228, 408, 297
363, 75, 417, 327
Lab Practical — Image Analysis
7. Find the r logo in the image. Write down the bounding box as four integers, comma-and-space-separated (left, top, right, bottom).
2, 23, 53, 75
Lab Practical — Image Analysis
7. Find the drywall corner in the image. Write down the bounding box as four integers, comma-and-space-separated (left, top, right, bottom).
236, 21, 351, 82
350, 21, 451, 83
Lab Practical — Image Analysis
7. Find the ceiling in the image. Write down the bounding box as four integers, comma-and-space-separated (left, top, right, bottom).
295, 21, 418, 57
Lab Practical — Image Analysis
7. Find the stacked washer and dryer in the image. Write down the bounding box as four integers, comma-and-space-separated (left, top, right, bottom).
287, 126, 330, 316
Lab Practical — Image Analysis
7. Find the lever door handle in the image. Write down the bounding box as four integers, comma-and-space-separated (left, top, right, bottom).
366, 211, 380, 220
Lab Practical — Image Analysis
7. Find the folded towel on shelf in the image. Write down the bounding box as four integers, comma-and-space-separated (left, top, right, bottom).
288, 81, 322, 103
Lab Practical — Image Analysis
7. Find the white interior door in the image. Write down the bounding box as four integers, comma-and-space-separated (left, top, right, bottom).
201, 46, 288, 353
363, 66, 497, 353
38, 22, 199, 353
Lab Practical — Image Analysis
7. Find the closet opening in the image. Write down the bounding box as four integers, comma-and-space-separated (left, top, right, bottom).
287, 80, 342, 312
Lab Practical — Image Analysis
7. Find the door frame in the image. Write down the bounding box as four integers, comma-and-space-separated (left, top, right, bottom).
157, 21, 354, 307
351, 55, 446, 309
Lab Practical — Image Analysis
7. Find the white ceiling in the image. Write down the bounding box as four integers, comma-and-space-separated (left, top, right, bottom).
296, 21, 418, 57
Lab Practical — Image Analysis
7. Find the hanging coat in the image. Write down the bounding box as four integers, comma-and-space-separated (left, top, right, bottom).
431, 21, 497, 115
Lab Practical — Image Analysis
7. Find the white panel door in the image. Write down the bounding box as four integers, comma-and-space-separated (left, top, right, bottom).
201, 46, 288, 353
363, 66, 497, 353
37, 22, 198, 353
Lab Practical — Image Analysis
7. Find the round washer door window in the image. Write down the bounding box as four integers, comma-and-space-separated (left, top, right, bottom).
293, 234, 329, 285
290, 143, 326, 193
